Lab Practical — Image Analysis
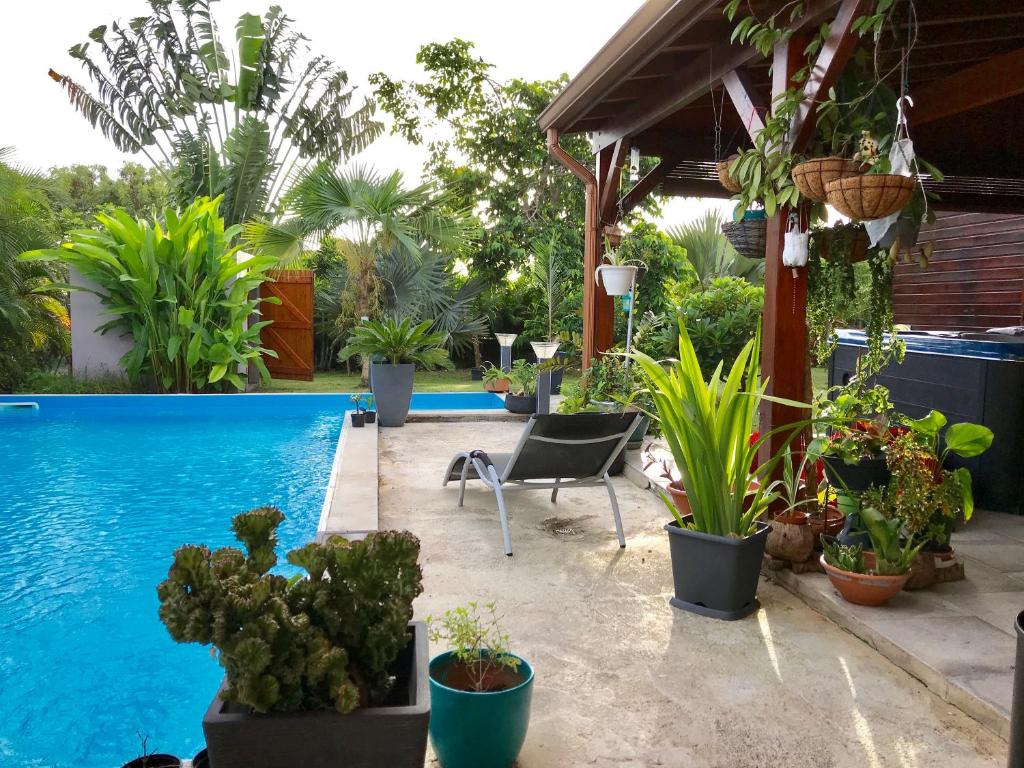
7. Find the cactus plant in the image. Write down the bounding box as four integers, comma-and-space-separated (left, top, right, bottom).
157, 507, 422, 714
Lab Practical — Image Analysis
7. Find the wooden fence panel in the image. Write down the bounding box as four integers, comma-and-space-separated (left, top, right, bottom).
893, 212, 1024, 331
259, 270, 314, 381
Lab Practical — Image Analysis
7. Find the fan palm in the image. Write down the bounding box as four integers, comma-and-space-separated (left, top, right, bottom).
49, 2, 382, 225
667, 211, 764, 287
245, 164, 480, 382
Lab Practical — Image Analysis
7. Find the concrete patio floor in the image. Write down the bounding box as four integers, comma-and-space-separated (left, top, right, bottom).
379, 420, 1009, 768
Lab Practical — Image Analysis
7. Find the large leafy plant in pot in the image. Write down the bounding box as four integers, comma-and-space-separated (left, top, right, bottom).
629, 322, 802, 620
157, 508, 428, 768
340, 317, 452, 427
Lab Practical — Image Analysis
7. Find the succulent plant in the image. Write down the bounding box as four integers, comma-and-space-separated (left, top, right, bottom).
157, 507, 422, 714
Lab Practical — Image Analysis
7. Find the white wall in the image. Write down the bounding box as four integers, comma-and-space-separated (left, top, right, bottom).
69, 267, 134, 379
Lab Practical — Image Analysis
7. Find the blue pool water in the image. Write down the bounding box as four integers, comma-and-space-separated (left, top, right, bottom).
0, 392, 502, 767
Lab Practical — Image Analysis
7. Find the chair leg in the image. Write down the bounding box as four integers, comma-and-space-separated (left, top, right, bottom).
550, 478, 560, 503
457, 459, 471, 507
604, 472, 625, 548
488, 468, 513, 556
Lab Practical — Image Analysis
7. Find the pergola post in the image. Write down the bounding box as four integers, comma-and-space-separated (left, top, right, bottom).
759, 35, 811, 466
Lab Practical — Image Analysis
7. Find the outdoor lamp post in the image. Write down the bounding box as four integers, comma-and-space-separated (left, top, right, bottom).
530, 340, 560, 415
494, 333, 517, 372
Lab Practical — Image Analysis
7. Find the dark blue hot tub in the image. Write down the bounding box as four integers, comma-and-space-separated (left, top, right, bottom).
830, 329, 1024, 514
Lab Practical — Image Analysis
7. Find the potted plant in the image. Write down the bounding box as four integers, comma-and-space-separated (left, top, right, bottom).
427, 602, 534, 768
349, 394, 368, 427
340, 317, 453, 428
868, 410, 993, 552
503, 360, 537, 414
629, 322, 804, 620
721, 208, 767, 260
481, 363, 510, 393
157, 507, 428, 768
642, 448, 691, 518
595, 246, 644, 296
364, 393, 376, 424
820, 503, 922, 606
815, 383, 896, 493
558, 354, 652, 448
122, 737, 180, 768
766, 448, 817, 565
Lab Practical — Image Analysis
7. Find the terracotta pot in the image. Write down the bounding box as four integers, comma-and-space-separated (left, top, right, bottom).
820, 555, 910, 606
666, 481, 691, 517
825, 174, 915, 221
484, 378, 509, 393
766, 511, 814, 563
717, 155, 742, 193
808, 504, 844, 545
791, 156, 863, 203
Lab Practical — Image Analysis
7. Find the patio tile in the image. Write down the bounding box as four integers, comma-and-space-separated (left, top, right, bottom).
953, 538, 1024, 574
930, 558, 1024, 596
866, 615, 1016, 680
948, 670, 1014, 739
963, 591, 1024, 637
969, 511, 1024, 543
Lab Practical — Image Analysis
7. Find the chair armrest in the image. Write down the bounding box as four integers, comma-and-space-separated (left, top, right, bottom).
469, 449, 495, 467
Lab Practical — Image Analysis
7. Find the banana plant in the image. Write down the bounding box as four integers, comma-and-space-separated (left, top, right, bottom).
23, 196, 279, 392
48, 1, 382, 225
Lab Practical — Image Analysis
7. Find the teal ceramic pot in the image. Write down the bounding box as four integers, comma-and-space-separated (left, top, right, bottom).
428, 652, 534, 768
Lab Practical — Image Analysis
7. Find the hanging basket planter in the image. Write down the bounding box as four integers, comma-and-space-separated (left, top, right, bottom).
721, 218, 767, 260
791, 157, 863, 203
716, 155, 742, 194
819, 226, 870, 264
825, 174, 915, 221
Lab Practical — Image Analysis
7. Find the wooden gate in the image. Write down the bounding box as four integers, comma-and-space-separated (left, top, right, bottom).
259, 270, 314, 381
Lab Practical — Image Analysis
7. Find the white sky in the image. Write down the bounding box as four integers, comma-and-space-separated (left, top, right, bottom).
2, 0, 728, 226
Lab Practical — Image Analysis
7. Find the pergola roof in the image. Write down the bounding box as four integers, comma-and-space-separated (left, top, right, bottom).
539, 0, 1024, 211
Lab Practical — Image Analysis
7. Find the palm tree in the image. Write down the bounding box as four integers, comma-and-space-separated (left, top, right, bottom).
245, 164, 481, 382
48, 2, 382, 225
667, 211, 764, 287
0, 149, 68, 384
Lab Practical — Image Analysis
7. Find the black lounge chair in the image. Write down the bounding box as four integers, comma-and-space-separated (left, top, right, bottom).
442, 412, 642, 556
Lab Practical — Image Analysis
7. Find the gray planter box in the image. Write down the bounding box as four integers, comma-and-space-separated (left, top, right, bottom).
371, 363, 415, 427
202, 622, 430, 768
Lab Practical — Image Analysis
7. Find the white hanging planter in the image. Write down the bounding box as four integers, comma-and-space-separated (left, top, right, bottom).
595, 264, 637, 296
782, 231, 809, 268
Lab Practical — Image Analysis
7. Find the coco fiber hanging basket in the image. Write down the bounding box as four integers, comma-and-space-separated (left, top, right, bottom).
825, 174, 915, 220
791, 157, 863, 203
721, 217, 767, 260
716, 155, 742, 193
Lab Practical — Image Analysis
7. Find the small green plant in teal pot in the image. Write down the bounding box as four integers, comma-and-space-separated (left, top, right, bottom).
427, 602, 533, 768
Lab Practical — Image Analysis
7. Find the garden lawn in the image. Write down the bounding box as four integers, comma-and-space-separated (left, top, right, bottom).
263, 368, 581, 394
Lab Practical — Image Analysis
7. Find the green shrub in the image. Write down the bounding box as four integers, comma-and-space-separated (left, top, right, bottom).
158, 508, 423, 714
659, 276, 764, 373
23, 196, 279, 392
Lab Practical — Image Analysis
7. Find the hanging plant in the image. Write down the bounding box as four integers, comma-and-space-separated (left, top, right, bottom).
807, 230, 858, 364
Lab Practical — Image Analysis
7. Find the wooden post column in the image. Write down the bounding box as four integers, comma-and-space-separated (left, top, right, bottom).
759, 36, 811, 465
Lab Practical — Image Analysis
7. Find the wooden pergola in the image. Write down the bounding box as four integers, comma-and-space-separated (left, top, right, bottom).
539, 0, 1024, 458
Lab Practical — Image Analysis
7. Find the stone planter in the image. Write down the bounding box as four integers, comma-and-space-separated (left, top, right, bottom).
766, 511, 814, 563
665, 518, 771, 621
370, 363, 415, 427
202, 623, 430, 768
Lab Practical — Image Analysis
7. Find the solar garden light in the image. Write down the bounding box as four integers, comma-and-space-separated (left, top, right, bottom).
530, 340, 560, 415
494, 333, 517, 373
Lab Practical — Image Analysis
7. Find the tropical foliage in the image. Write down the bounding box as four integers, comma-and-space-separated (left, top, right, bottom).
339, 317, 453, 370
629, 323, 800, 537
666, 212, 764, 287
0, 149, 69, 390
247, 164, 481, 379
50, 0, 381, 225
23, 196, 279, 392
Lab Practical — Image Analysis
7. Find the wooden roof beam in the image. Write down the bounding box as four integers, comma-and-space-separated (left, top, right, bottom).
722, 68, 767, 139
599, 138, 631, 224
912, 48, 1024, 126
789, 0, 876, 152
618, 152, 684, 213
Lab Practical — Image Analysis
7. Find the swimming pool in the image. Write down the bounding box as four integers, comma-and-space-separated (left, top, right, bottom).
0, 392, 502, 767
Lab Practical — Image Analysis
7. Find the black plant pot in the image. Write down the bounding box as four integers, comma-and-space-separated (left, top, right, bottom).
1011, 610, 1024, 768
122, 756, 180, 768
350, 411, 366, 427
371, 363, 415, 427
203, 622, 430, 768
822, 454, 891, 493
192, 750, 209, 768
665, 519, 771, 621
504, 394, 537, 414
470, 367, 485, 381
837, 510, 872, 549
364, 411, 376, 424
627, 414, 651, 450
